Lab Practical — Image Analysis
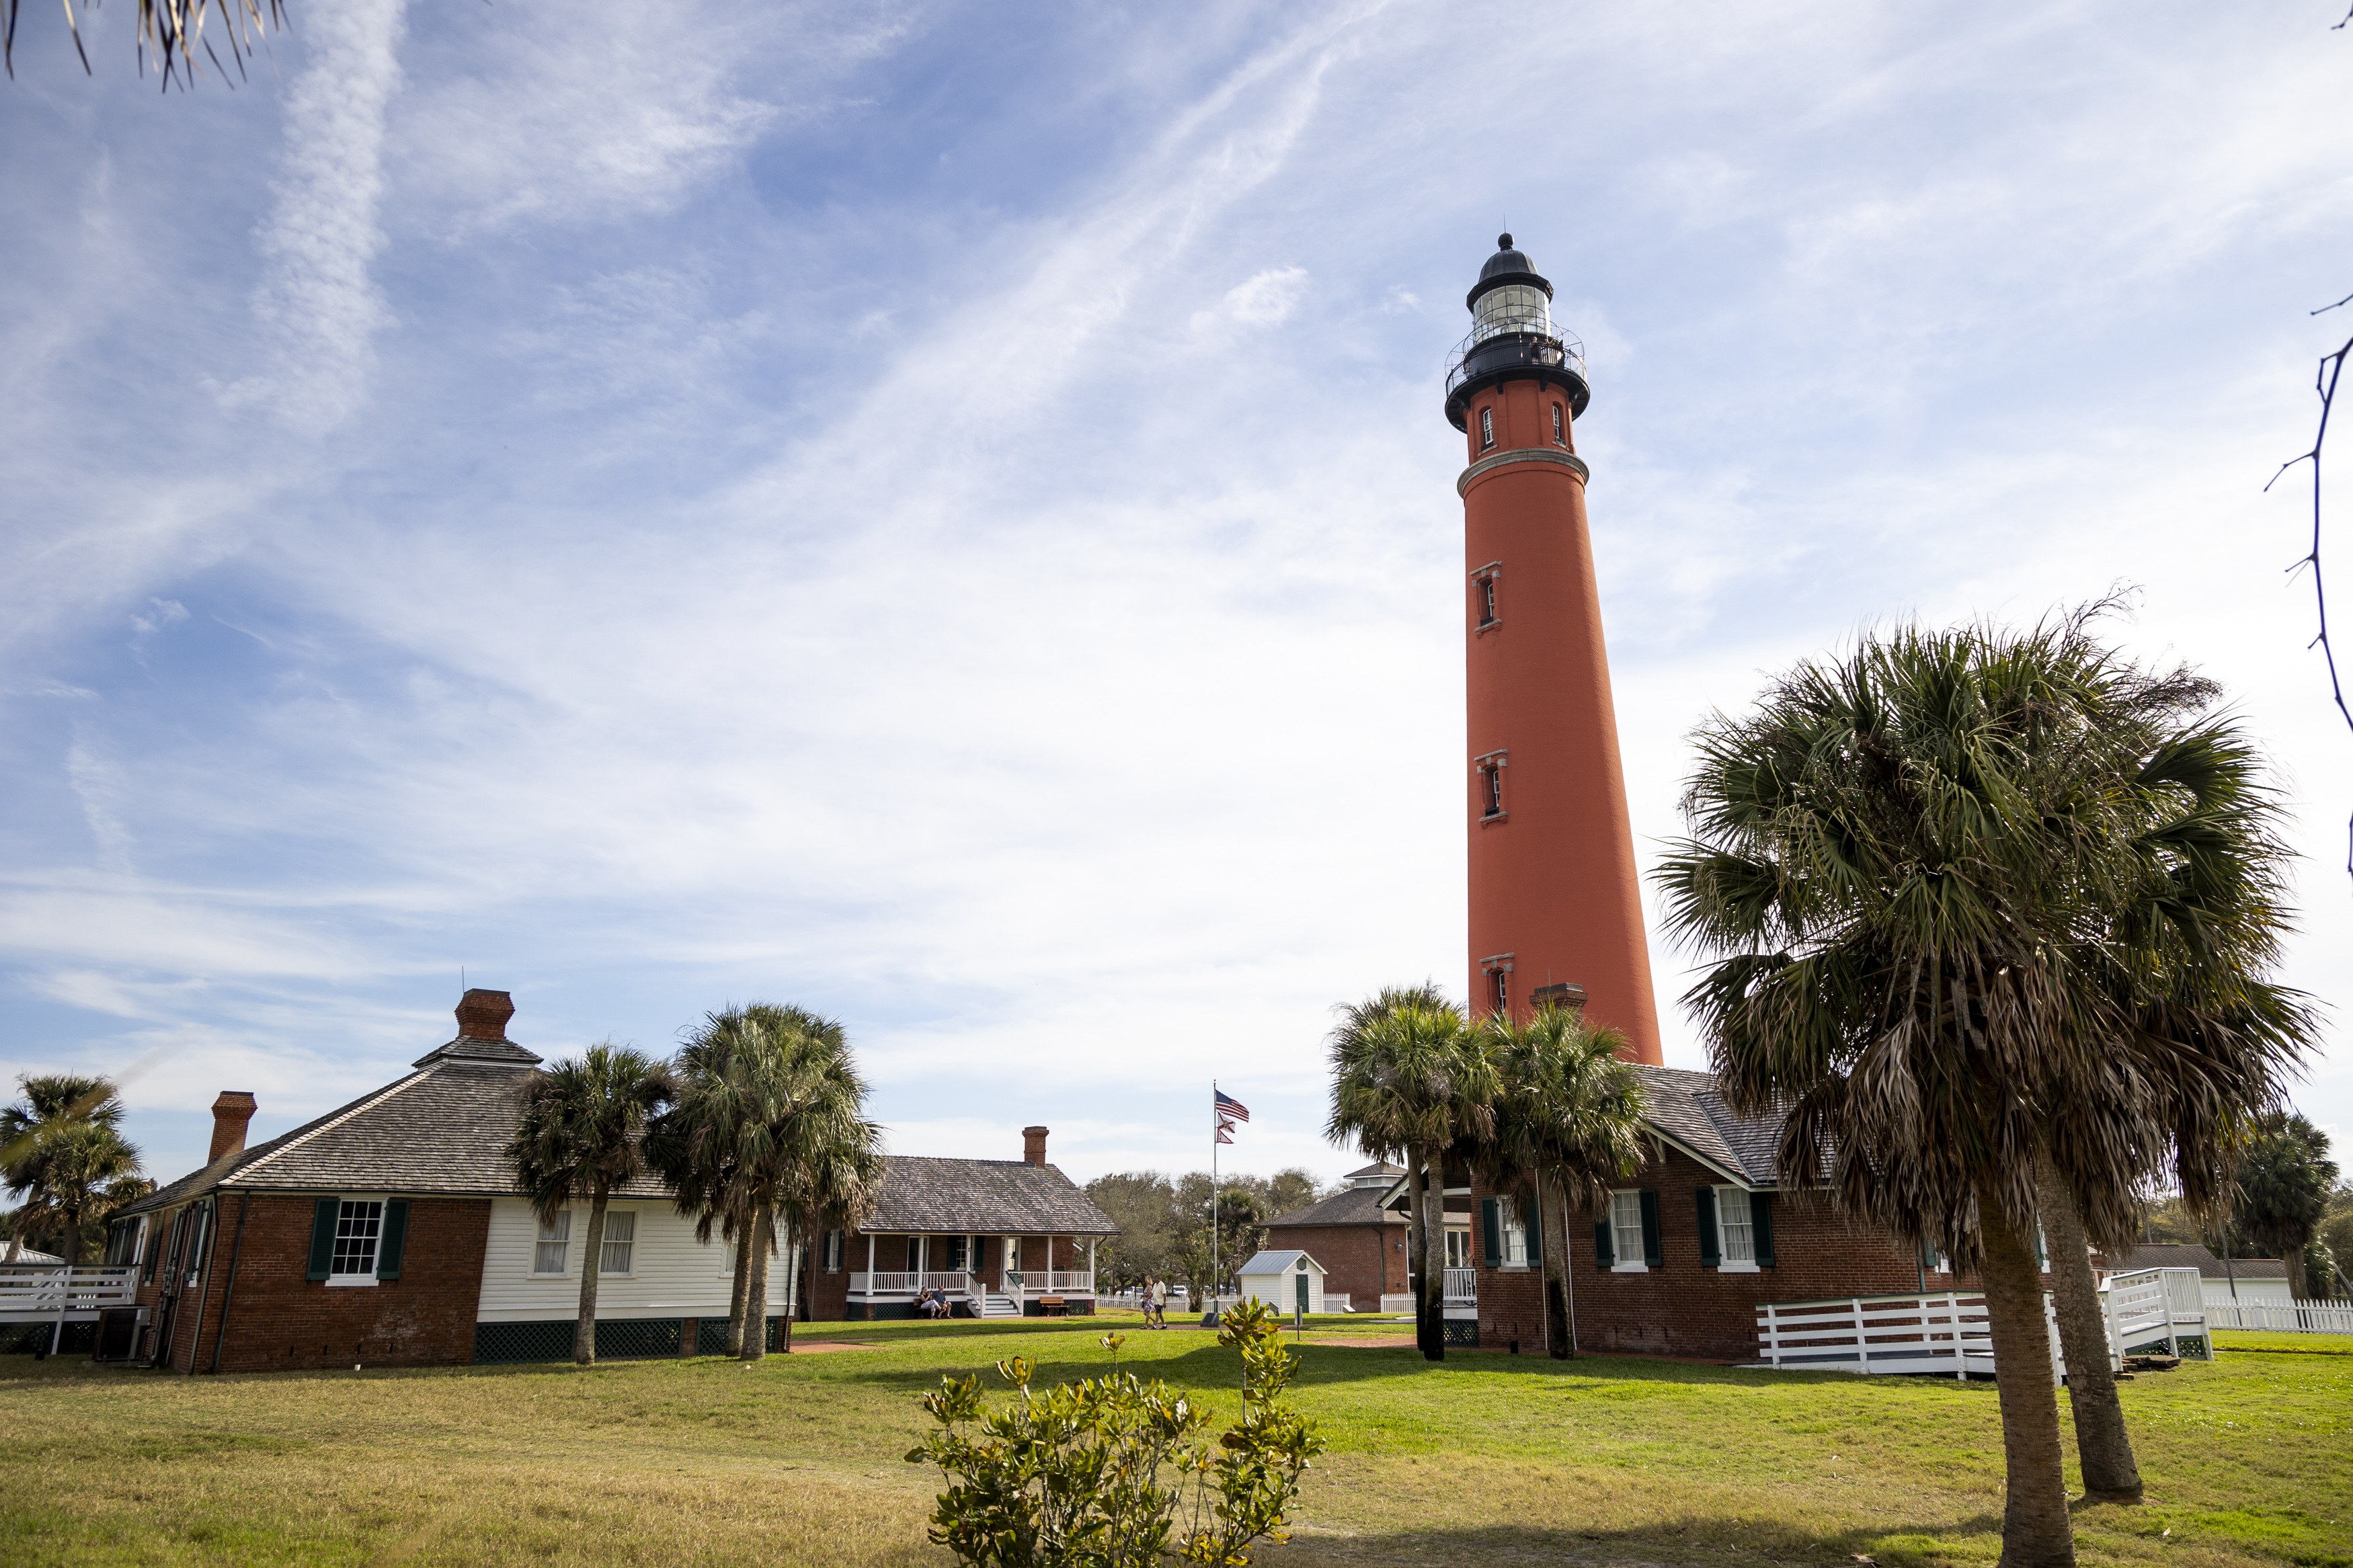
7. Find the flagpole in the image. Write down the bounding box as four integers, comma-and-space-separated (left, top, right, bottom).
1211, 1077, 1218, 1321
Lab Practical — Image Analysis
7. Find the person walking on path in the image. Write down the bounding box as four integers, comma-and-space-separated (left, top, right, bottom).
1148, 1276, 1168, 1328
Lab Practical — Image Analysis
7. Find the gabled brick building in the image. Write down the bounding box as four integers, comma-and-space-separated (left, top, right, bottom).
1421, 1065, 2052, 1361
1262, 1162, 1410, 1313
103, 989, 1115, 1371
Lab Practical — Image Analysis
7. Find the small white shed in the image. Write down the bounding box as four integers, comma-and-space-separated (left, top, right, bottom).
1236, 1249, 1326, 1316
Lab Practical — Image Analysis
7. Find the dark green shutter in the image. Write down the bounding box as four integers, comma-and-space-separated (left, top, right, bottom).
1523, 1202, 1542, 1265
1752, 1194, 1776, 1267
376, 1199, 409, 1280
1638, 1190, 1662, 1268
1696, 1188, 1720, 1268
2034, 1221, 2046, 1271
1593, 1216, 1613, 1270
1479, 1198, 1501, 1267
307, 1198, 339, 1280
1919, 1233, 1937, 1270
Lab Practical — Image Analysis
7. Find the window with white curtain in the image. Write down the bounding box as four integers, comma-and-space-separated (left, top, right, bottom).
1498, 1196, 1528, 1266
1716, 1186, 1757, 1268
599, 1210, 636, 1276
1610, 1190, 1646, 1272
534, 1210, 571, 1276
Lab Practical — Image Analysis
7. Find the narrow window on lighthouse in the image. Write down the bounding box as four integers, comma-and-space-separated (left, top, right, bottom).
1478, 406, 1494, 451
1478, 576, 1497, 627
1482, 764, 1504, 818
1492, 968, 1509, 1016
1551, 403, 1565, 445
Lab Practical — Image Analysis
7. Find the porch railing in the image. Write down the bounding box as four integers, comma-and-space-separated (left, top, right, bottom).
1045, 1272, 1096, 1294
1443, 1268, 1478, 1306
848, 1271, 970, 1297
0, 1266, 138, 1321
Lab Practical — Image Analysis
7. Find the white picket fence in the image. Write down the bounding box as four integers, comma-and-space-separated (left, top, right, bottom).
1754, 1268, 2212, 1377
2204, 1298, 2353, 1333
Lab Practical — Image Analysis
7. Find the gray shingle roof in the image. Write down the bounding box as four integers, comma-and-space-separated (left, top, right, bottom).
1266, 1186, 1406, 1229
124, 1060, 1120, 1237
117, 1057, 647, 1216
861, 1157, 1117, 1236
1627, 1065, 1787, 1186
2108, 1241, 2289, 1281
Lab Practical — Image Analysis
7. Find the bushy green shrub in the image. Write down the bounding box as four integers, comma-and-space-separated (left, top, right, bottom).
905, 1300, 1327, 1566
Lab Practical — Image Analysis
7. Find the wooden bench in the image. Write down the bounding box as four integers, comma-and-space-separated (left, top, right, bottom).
1038, 1296, 1068, 1317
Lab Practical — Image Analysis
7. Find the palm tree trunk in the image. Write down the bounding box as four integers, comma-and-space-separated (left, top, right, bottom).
1539, 1170, 1573, 1360
574, 1190, 608, 1366
2035, 1157, 2142, 1501
1402, 1161, 1426, 1351
1414, 1146, 1447, 1362
1977, 1180, 2077, 1568
741, 1207, 774, 1362
725, 1219, 753, 1356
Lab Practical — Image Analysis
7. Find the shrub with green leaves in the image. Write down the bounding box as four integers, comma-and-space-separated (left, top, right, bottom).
905, 1300, 1327, 1567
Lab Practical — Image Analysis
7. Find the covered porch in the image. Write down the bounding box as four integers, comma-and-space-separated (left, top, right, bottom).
846, 1231, 1101, 1319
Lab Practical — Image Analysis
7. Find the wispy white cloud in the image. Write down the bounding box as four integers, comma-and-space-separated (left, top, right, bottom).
221, 0, 409, 434
3, 0, 2350, 1190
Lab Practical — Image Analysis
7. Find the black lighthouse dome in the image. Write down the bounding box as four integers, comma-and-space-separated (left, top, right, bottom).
1444, 233, 1588, 430
1468, 233, 1552, 311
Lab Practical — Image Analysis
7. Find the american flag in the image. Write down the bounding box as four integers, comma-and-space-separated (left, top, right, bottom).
1214, 1089, 1250, 1122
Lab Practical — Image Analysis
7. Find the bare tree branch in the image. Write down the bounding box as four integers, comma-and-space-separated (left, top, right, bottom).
2266, 333, 2353, 876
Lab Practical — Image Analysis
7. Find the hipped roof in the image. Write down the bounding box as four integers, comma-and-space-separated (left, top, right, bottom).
120, 1035, 1115, 1237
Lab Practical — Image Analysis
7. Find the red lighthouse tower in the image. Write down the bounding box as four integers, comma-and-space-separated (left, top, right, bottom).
1446, 235, 1662, 1064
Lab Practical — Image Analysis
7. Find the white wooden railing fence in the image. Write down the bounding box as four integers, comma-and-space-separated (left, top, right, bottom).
0, 1266, 138, 1320
1443, 1268, 1478, 1306
1755, 1269, 2214, 1377
2204, 1298, 2353, 1333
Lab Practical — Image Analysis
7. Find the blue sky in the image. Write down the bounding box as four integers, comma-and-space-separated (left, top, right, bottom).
3, 1, 2349, 1192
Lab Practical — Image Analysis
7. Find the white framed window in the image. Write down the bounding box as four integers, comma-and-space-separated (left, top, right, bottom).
1444, 1228, 1472, 1269
823, 1229, 845, 1273
1479, 406, 1494, 450
1551, 402, 1565, 445
1610, 1190, 1647, 1273
599, 1210, 637, 1276
533, 1210, 572, 1276
1498, 1196, 1529, 1267
328, 1199, 384, 1286
1715, 1186, 1759, 1272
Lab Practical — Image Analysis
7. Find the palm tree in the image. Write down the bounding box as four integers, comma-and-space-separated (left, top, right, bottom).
504, 1044, 676, 1367
2, 1075, 145, 1268
5, 0, 281, 87
1326, 985, 1494, 1362
2232, 1112, 2338, 1301
1478, 1003, 1648, 1358
1655, 610, 2310, 1566
653, 1004, 881, 1362
647, 1022, 760, 1356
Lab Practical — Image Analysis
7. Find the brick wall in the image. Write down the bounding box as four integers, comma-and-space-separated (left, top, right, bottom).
138, 1193, 492, 1373
1263, 1223, 1407, 1309
1471, 1149, 2033, 1362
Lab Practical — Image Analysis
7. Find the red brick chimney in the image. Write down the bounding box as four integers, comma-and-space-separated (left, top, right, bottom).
209, 1091, 257, 1164
1022, 1126, 1049, 1167
455, 988, 516, 1041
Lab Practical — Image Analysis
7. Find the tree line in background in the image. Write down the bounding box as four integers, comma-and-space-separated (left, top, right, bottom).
1082, 1166, 1326, 1305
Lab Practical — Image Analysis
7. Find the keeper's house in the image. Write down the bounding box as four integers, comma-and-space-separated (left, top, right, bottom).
1404, 1065, 2055, 1360
83, 990, 1115, 1372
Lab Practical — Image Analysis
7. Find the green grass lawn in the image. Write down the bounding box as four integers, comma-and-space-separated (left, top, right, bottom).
0, 1320, 2345, 1567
